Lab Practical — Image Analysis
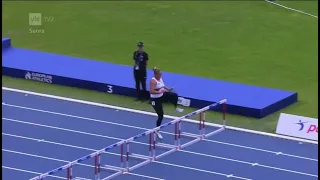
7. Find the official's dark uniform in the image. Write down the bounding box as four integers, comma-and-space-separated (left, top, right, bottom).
133, 42, 149, 100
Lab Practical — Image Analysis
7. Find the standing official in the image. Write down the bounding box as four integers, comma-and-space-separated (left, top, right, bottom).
133, 42, 149, 101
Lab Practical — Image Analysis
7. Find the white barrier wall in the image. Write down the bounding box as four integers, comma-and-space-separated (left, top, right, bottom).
276, 113, 318, 141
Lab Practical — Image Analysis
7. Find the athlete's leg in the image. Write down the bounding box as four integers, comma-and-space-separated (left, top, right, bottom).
166, 92, 178, 107
151, 98, 164, 127
151, 98, 164, 139
165, 92, 184, 112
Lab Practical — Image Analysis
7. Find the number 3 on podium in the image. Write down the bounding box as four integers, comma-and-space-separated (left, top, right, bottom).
107, 85, 113, 93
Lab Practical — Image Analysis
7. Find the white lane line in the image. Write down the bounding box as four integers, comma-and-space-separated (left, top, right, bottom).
2, 149, 164, 180
257, 164, 318, 178
155, 161, 251, 180
227, 174, 234, 178
3, 117, 123, 143
180, 150, 253, 165
3, 119, 318, 178
128, 173, 166, 180
3, 132, 98, 151
2, 134, 248, 180
179, 149, 318, 177
265, 0, 318, 19
3, 102, 317, 162
3, 86, 318, 145
2, 166, 68, 179
3, 102, 147, 130
203, 139, 317, 162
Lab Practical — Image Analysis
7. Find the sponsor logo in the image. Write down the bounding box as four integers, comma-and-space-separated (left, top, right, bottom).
295, 120, 318, 134
25, 72, 52, 84
276, 113, 318, 141
295, 120, 308, 131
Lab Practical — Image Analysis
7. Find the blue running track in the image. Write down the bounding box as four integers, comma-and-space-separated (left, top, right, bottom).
2, 88, 318, 180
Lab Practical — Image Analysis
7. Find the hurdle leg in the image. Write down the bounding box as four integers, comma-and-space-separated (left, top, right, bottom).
199, 112, 205, 135
178, 121, 181, 149
149, 133, 152, 157
222, 103, 227, 126
126, 142, 129, 171
152, 132, 156, 160
67, 165, 72, 180
120, 144, 124, 168
95, 154, 101, 180
199, 113, 202, 134
202, 112, 206, 135
174, 123, 178, 146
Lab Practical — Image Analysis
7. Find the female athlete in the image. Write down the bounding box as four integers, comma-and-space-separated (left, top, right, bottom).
149, 67, 184, 139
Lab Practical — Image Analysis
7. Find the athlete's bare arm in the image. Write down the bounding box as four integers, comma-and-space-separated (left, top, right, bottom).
164, 86, 173, 92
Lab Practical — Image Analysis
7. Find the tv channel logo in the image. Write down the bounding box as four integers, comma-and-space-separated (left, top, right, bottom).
29, 13, 42, 26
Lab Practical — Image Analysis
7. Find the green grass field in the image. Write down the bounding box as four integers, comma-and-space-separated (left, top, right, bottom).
2, 1, 318, 133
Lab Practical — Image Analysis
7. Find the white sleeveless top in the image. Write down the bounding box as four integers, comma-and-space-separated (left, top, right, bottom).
150, 77, 165, 98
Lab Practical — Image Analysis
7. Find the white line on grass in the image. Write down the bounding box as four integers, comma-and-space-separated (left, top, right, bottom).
2, 87, 317, 145
2, 102, 317, 162
3, 120, 318, 177
265, 0, 318, 19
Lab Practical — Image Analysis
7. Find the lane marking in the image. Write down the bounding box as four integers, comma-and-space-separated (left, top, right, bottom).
2, 103, 318, 162
265, 0, 318, 19
2, 149, 164, 180
204, 140, 317, 161
155, 161, 251, 180
180, 150, 252, 165
257, 164, 318, 177
3, 118, 123, 144
74, 178, 91, 180
125, 172, 166, 180
3, 87, 318, 145
227, 174, 233, 178
178, 148, 318, 177
252, 163, 258, 166
3, 132, 97, 151
3, 123, 318, 178
2, 166, 69, 180
4, 117, 318, 172
3, 148, 244, 180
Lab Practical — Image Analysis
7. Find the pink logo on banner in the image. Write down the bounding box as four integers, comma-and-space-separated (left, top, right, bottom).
307, 125, 318, 133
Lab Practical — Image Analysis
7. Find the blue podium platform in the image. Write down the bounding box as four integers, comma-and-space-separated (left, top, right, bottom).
2, 38, 11, 49
2, 38, 298, 118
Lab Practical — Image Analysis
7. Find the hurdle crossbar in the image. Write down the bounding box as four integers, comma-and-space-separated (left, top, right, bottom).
29, 99, 227, 180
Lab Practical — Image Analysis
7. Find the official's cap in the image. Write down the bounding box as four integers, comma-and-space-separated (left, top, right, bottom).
137, 42, 144, 47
